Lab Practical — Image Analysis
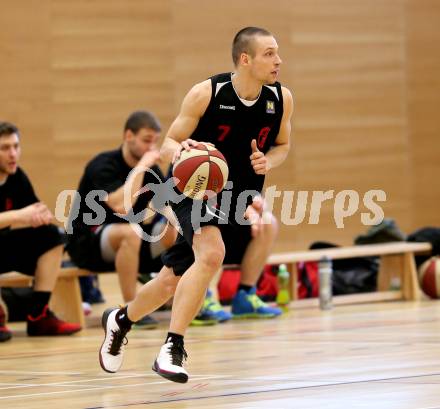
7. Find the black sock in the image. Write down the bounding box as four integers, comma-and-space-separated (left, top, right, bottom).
29, 291, 51, 318
166, 332, 184, 345
238, 284, 253, 293
116, 306, 133, 330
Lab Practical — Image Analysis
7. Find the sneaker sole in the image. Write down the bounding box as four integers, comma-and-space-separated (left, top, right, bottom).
152, 360, 188, 383
99, 308, 118, 374
215, 315, 232, 323
132, 323, 158, 330
27, 322, 82, 336
232, 313, 277, 319
206, 312, 232, 323
190, 319, 218, 326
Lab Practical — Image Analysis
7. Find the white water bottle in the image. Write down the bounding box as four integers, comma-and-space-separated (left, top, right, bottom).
319, 256, 333, 310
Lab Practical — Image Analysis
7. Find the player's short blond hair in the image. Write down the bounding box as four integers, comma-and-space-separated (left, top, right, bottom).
232, 26, 272, 67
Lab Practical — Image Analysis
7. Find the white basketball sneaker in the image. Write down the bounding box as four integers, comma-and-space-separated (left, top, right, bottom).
152, 337, 189, 383
99, 308, 130, 373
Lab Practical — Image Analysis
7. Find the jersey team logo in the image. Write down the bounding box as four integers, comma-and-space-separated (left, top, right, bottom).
266, 101, 275, 114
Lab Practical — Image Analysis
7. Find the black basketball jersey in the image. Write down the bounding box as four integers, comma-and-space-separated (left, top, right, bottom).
190, 72, 284, 204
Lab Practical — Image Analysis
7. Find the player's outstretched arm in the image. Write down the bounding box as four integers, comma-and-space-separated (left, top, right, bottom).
160, 80, 211, 164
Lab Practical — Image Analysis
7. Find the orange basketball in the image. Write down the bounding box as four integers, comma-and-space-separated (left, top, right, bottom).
172, 142, 229, 200
418, 256, 440, 298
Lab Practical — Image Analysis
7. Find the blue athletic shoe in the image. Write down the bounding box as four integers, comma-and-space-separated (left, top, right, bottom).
203, 290, 232, 323
231, 288, 282, 319
190, 309, 218, 326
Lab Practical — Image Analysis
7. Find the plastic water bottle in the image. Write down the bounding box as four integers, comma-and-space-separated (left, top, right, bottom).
276, 264, 290, 310
319, 256, 333, 310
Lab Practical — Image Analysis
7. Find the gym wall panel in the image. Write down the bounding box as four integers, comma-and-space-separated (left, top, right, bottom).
171, 0, 292, 104
267, 0, 410, 250
406, 0, 440, 228
0, 1, 55, 201
50, 0, 175, 201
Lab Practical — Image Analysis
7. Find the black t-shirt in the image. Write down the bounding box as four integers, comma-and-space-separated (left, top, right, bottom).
0, 168, 38, 232
71, 148, 164, 237
191, 72, 284, 206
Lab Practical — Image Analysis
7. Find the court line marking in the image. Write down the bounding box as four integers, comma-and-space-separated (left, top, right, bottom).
0, 382, 165, 400
74, 372, 440, 408
0, 370, 82, 375
3, 371, 440, 402
0, 374, 148, 390
0, 375, 223, 398
0, 374, 222, 390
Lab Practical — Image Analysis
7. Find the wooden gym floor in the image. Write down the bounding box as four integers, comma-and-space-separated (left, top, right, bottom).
1, 275, 440, 409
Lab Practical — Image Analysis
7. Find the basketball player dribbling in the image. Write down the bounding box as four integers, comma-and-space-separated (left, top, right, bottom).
99, 26, 294, 383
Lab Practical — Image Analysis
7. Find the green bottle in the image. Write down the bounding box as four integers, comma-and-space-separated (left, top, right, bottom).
276, 263, 290, 309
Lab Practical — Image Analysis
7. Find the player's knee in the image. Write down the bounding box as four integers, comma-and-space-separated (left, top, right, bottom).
51, 243, 64, 256
120, 224, 142, 248
198, 246, 225, 273
38, 244, 64, 275
159, 224, 177, 250
161, 274, 178, 297
156, 268, 179, 296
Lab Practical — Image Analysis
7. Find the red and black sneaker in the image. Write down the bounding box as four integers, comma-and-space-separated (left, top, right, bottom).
0, 301, 12, 342
27, 305, 82, 336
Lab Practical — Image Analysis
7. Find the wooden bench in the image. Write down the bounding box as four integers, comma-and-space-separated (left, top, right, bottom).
267, 242, 432, 307
0, 267, 94, 327
0, 242, 432, 327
